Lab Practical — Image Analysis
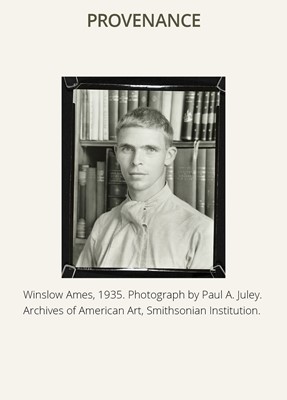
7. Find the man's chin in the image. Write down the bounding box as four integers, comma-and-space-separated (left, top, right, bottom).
128, 182, 147, 191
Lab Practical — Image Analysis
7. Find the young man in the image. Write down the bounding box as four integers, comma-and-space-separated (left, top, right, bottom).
76, 107, 213, 269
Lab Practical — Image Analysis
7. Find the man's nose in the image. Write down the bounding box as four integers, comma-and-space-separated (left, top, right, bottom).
132, 149, 144, 166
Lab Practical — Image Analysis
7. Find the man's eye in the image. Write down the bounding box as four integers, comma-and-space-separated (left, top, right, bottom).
121, 146, 133, 153
146, 147, 157, 153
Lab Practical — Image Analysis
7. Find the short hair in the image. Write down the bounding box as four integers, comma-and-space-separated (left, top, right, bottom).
116, 107, 174, 147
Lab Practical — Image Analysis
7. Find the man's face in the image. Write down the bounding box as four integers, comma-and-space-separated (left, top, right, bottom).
116, 127, 176, 201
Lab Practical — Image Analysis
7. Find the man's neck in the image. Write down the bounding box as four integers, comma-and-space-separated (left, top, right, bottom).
128, 183, 166, 202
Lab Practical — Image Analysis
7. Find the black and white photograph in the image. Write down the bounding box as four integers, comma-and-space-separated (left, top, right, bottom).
62, 77, 225, 278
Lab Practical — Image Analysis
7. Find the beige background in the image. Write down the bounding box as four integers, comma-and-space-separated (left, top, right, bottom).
2, 0, 286, 399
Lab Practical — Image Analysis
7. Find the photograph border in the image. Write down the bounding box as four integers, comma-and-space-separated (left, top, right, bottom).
62, 76, 225, 278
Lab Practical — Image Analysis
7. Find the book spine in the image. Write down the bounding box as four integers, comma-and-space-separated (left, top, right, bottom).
181, 91, 196, 141
166, 162, 174, 193
161, 91, 173, 120
108, 90, 119, 141
107, 149, 127, 210
78, 169, 86, 219
90, 90, 99, 140
207, 91, 216, 141
139, 90, 148, 107
77, 166, 88, 238
108, 197, 126, 209
81, 90, 88, 140
192, 91, 203, 140
85, 167, 97, 236
78, 90, 84, 140
170, 91, 185, 141
205, 148, 216, 219
216, 90, 221, 107
196, 148, 207, 214
191, 147, 197, 208
148, 90, 163, 111
85, 90, 92, 140
213, 91, 221, 140
200, 92, 210, 141
103, 90, 109, 140
98, 90, 104, 140
118, 90, 128, 119
74, 90, 82, 141
96, 161, 106, 218
128, 90, 139, 111
174, 148, 197, 208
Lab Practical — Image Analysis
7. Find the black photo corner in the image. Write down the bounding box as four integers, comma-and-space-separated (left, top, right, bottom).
62, 77, 225, 278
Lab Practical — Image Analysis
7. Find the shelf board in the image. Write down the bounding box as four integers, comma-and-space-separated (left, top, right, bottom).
173, 140, 216, 148
80, 140, 216, 148
75, 238, 86, 245
81, 140, 116, 147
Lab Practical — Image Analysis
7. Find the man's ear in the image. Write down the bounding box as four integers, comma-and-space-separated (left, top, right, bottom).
164, 146, 177, 166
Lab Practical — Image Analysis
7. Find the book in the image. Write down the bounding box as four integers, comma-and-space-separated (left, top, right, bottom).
192, 91, 203, 140
148, 90, 162, 111
181, 91, 196, 141
119, 90, 128, 119
139, 90, 148, 107
207, 91, 216, 141
98, 90, 104, 140
161, 91, 173, 120
74, 89, 82, 141
213, 91, 221, 140
200, 92, 210, 141
196, 148, 207, 214
174, 148, 197, 207
107, 149, 127, 211
76, 165, 89, 238
81, 90, 89, 140
79, 90, 84, 140
103, 90, 109, 140
89, 90, 99, 140
205, 148, 216, 219
216, 90, 221, 107
86, 90, 92, 140
108, 90, 119, 141
85, 167, 97, 236
96, 161, 106, 218
128, 90, 139, 111
166, 162, 174, 193
170, 91, 185, 141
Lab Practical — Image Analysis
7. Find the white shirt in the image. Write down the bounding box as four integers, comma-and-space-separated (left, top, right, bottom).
76, 184, 213, 269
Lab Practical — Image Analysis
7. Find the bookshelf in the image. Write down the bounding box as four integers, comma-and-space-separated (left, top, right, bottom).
62, 77, 225, 273
80, 140, 216, 148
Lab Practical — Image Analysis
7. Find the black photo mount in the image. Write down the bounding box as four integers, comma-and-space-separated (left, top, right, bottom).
62, 76, 225, 278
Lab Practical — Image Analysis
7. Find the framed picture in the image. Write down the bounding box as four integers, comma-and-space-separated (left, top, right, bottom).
62, 77, 225, 278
